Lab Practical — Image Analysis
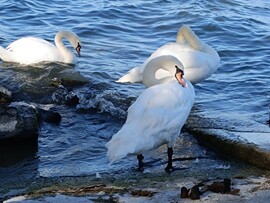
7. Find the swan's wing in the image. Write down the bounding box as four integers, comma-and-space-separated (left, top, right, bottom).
128, 81, 194, 128
106, 81, 195, 163
6, 37, 54, 52
145, 42, 219, 84
117, 41, 215, 84
5, 37, 60, 64
116, 65, 143, 83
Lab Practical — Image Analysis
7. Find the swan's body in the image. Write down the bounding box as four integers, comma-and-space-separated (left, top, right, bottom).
106, 56, 195, 170
0, 31, 81, 65
106, 79, 195, 164
117, 25, 220, 85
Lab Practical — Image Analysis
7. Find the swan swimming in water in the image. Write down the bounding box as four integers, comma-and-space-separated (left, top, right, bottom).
117, 25, 220, 85
106, 55, 195, 171
0, 31, 82, 65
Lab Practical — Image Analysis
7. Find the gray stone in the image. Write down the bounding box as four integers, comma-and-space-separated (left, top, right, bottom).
0, 102, 39, 141
185, 114, 270, 170
0, 86, 12, 103
52, 86, 79, 106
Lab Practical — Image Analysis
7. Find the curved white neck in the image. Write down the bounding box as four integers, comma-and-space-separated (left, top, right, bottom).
176, 25, 220, 59
142, 55, 184, 87
54, 31, 74, 63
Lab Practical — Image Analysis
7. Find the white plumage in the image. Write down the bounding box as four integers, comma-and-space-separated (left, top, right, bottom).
117, 25, 220, 85
106, 79, 195, 164
106, 55, 197, 171
106, 26, 220, 170
0, 31, 81, 65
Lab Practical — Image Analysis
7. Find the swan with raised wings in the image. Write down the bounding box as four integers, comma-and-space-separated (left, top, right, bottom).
106, 55, 195, 171
0, 31, 82, 65
117, 25, 220, 85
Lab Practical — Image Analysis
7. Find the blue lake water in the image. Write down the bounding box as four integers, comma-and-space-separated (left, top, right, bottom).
0, 0, 270, 199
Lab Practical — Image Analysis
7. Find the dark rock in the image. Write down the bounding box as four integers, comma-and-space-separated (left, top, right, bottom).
58, 69, 89, 86
52, 86, 79, 106
207, 178, 231, 193
188, 185, 200, 200
0, 102, 39, 141
37, 108, 61, 124
0, 86, 12, 103
180, 187, 188, 198
0, 137, 38, 166
65, 94, 79, 106
224, 178, 231, 192
52, 86, 69, 104
131, 189, 155, 197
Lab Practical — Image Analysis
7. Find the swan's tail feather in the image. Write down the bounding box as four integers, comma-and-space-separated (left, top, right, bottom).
106, 138, 135, 164
116, 66, 143, 83
106, 140, 127, 164
176, 25, 205, 51
106, 131, 135, 164
0, 46, 10, 62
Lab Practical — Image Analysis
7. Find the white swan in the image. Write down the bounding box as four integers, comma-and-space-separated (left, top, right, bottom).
106, 55, 195, 171
117, 25, 220, 85
0, 31, 82, 65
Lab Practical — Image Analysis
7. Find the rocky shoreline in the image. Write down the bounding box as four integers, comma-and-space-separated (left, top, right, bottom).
185, 114, 270, 170
0, 84, 80, 143
3, 173, 270, 202
1, 73, 269, 202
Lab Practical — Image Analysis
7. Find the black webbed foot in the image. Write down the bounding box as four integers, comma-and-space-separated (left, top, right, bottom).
165, 165, 175, 173
137, 154, 144, 172
165, 147, 174, 172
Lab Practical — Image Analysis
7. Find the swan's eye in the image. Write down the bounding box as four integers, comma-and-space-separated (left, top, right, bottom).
76, 43, 81, 56
175, 65, 184, 75
76, 43, 81, 50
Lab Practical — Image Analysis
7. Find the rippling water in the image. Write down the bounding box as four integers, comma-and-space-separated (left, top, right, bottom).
0, 0, 270, 198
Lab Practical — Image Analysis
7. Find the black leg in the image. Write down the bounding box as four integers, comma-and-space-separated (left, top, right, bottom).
165, 147, 174, 172
137, 154, 144, 172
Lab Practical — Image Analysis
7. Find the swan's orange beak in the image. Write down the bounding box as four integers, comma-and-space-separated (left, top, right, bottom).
175, 66, 186, 87
176, 72, 186, 87
76, 43, 81, 57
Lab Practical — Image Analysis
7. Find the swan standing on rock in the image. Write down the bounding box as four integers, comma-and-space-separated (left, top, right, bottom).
106, 55, 195, 172
0, 31, 82, 65
117, 25, 220, 85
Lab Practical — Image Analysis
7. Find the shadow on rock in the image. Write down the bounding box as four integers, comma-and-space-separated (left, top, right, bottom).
0, 102, 39, 166
0, 137, 38, 167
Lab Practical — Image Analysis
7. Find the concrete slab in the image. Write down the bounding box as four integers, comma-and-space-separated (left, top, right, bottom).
185, 114, 270, 169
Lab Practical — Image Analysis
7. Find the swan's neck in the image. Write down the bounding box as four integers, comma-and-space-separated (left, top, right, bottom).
176, 25, 205, 51
54, 32, 74, 63
142, 55, 183, 87
177, 25, 219, 60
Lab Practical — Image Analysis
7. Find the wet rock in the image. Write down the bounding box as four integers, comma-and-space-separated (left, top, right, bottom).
207, 178, 231, 193
0, 86, 12, 103
0, 102, 39, 142
37, 108, 61, 124
180, 186, 188, 198
180, 185, 201, 200
188, 185, 200, 200
58, 69, 89, 86
131, 189, 155, 197
0, 137, 38, 166
65, 94, 79, 106
46, 65, 88, 87
186, 114, 270, 170
52, 86, 79, 106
